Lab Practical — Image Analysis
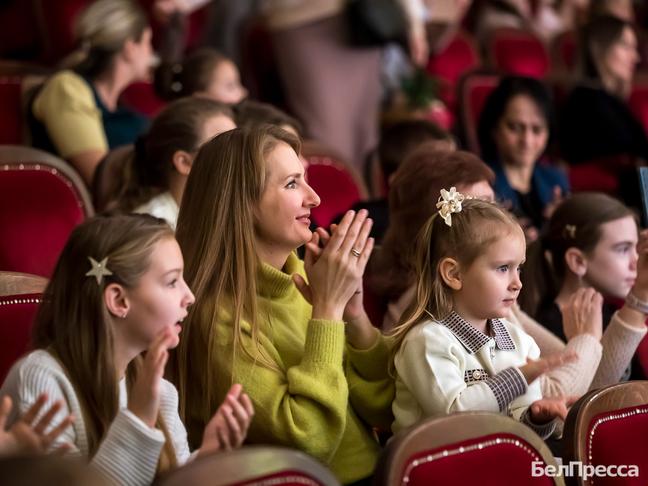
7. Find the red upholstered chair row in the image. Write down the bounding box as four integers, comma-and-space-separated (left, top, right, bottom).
487, 28, 551, 79
0, 146, 93, 277
302, 141, 368, 229
564, 381, 648, 486
458, 72, 500, 154
629, 77, 648, 138
156, 446, 340, 486
374, 412, 563, 486
0, 272, 47, 384
426, 29, 480, 113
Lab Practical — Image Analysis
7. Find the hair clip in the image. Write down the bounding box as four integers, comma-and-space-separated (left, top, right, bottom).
563, 224, 577, 239
85, 257, 113, 285
436, 187, 465, 227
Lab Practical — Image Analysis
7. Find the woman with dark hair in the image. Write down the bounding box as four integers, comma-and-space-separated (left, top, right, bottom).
478, 76, 569, 238
558, 15, 647, 206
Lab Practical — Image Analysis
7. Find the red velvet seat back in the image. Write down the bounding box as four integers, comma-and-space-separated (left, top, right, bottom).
231, 470, 327, 486
33, 0, 91, 65
426, 30, 480, 112
0, 77, 24, 145
0, 293, 40, 384
553, 30, 577, 72
490, 29, 551, 78
0, 166, 86, 277
400, 433, 555, 485
306, 156, 364, 228
629, 81, 648, 138
586, 405, 648, 486
120, 81, 167, 118
460, 74, 500, 153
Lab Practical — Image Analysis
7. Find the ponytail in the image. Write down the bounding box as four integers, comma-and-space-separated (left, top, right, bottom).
518, 192, 634, 318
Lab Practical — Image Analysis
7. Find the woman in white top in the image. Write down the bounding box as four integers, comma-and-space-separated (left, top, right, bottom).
0, 214, 253, 486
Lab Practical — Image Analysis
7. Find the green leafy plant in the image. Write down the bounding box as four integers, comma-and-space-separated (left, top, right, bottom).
400, 68, 438, 109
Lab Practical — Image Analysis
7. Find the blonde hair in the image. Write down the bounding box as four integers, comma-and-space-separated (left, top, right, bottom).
389, 198, 523, 367
172, 125, 300, 431
33, 214, 177, 471
66, 0, 148, 78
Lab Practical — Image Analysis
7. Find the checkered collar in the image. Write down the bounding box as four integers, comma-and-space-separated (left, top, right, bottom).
439, 311, 516, 354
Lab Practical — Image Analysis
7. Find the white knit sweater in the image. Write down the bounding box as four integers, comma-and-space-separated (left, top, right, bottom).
0, 350, 192, 486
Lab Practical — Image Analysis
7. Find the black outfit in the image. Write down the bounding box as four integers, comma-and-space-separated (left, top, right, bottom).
331, 198, 389, 244
558, 84, 648, 207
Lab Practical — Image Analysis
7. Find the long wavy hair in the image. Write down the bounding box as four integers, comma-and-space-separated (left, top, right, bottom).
388, 198, 522, 369
172, 125, 300, 432
33, 214, 177, 471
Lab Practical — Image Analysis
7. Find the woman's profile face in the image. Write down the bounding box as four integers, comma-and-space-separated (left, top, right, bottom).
600, 26, 639, 87
493, 94, 548, 169
254, 142, 321, 256
203, 59, 248, 105
129, 27, 154, 82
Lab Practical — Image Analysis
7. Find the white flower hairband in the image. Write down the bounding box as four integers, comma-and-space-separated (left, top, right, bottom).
436, 187, 466, 227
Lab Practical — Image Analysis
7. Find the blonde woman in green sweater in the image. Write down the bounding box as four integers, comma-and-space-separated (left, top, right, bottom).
171, 125, 393, 485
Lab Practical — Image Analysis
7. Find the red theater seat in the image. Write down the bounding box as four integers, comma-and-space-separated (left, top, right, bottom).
426, 30, 480, 111
156, 446, 340, 486
0, 77, 24, 145
629, 78, 648, 138
302, 141, 368, 228
564, 381, 648, 486
458, 73, 500, 153
552, 30, 577, 73
0, 146, 93, 277
375, 412, 562, 486
0, 272, 47, 384
120, 81, 167, 118
489, 28, 551, 78
33, 0, 91, 65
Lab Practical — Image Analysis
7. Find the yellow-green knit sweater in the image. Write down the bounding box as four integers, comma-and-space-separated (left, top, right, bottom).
184, 253, 394, 484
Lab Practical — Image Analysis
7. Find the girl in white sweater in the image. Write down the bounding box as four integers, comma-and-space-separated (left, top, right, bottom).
390, 190, 575, 435
0, 214, 253, 485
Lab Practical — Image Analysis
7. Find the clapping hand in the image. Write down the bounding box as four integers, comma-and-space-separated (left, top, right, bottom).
199, 384, 254, 456
0, 393, 74, 456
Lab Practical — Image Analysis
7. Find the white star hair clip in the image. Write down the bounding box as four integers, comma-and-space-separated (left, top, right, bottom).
85, 257, 113, 285
436, 187, 465, 227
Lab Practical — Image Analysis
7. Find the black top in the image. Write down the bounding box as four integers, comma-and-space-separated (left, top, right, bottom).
558, 84, 648, 165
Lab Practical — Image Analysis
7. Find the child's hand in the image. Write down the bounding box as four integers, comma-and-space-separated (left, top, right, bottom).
199, 384, 254, 456
128, 329, 178, 427
519, 350, 578, 385
560, 287, 603, 341
529, 396, 579, 423
0, 393, 74, 456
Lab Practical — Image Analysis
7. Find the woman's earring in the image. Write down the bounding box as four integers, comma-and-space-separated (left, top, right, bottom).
121, 312, 128, 319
